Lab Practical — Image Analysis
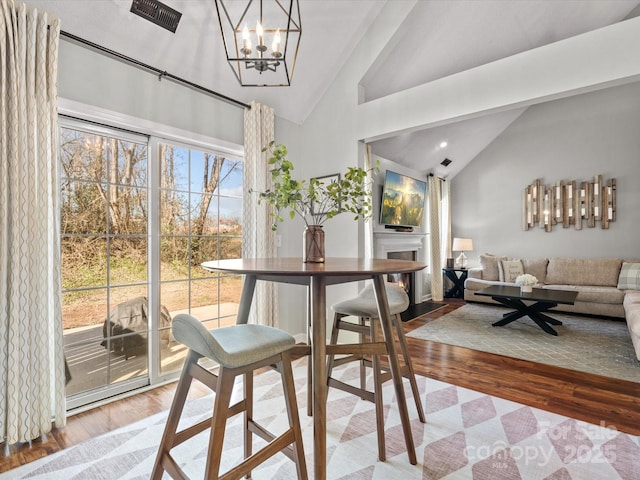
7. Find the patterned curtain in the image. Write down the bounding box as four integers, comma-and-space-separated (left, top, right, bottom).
242, 102, 278, 326
0, 0, 66, 447
441, 179, 452, 268
363, 143, 374, 259
428, 175, 450, 301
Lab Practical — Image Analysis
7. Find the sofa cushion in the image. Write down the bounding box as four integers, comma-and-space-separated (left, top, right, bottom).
522, 258, 548, 285
465, 277, 516, 291
617, 262, 640, 290
545, 258, 622, 287
543, 285, 625, 304
498, 259, 524, 283
624, 291, 640, 306
625, 306, 640, 337
480, 253, 507, 281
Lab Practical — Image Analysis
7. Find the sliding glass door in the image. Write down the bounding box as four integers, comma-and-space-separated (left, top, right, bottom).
60, 118, 243, 409
156, 141, 243, 375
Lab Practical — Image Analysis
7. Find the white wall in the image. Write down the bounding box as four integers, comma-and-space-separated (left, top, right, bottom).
58, 39, 244, 145
451, 81, 640, 264
272, 8, 640, 336
271, 2, 418, 337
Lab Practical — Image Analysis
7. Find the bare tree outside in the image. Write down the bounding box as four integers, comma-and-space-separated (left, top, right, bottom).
60, 129, 243, 331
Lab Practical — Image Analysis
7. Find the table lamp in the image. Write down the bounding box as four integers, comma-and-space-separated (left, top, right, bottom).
452, 237, 473, 268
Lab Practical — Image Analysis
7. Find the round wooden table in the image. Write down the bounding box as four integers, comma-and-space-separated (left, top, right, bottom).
202, 257, 427, 480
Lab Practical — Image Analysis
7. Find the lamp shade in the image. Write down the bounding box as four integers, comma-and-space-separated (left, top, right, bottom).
452, 237, 473, 251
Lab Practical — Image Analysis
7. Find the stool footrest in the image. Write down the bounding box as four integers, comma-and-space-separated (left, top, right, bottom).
174, 417, 213, 448
160, 453, 188, 480
219, 428, 296, 480
327, 378, 375, 402
248, 420, 299, 463
326, 342, 386, 356
335, 320, 370, 334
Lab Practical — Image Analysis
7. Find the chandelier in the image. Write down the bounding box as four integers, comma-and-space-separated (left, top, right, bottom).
214, 0, 302, 87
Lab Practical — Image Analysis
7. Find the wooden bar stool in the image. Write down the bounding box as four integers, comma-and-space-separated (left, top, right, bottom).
151, 314, 307, 480
326, 283, 426, 461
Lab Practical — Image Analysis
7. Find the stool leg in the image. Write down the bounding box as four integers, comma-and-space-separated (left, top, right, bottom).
280, 351, 308, 479
204, 367, 236, 480
370, 318, 386, 461
244, 370, 254, 470
325, 312, 343, 393
151, 350, 199, 480
306, 289, 313, 416
392, 314, 426, 423
358, 316, 367, 393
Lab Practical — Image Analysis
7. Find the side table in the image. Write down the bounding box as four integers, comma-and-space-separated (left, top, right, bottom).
443, 268, 468, 298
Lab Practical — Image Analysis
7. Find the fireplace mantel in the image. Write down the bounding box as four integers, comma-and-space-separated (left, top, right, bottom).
373, 232, 429, 303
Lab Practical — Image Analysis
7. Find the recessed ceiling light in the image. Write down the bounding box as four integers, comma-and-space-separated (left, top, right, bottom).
439, 141, 448, 148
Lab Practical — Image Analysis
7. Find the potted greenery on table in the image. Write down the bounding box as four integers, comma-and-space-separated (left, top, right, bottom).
252, 142, 376, 262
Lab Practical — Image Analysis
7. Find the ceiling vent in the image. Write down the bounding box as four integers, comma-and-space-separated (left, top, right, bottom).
130, 0, 182, 33
441, 158, 452, 167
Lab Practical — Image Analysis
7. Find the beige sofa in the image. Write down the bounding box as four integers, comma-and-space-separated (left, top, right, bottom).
463, 256, 640, 360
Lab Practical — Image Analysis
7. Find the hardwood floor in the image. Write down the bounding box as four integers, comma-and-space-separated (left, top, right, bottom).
405, 300, 640, 437
1, 299, 639, 474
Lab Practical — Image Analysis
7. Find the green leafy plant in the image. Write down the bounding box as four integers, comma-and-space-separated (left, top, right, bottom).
252, 142, 377, 230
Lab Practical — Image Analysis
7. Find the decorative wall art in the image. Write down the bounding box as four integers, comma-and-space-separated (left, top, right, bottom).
522, 175, 616, 231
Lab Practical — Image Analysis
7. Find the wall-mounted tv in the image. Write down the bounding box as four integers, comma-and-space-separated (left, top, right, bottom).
379, 170, 427, 229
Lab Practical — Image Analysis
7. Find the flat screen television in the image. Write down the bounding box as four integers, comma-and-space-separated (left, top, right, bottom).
379, 170, 427, 229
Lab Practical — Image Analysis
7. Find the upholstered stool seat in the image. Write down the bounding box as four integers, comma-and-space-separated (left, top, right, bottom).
152, 314, 307, 480
327, 283, 426, 461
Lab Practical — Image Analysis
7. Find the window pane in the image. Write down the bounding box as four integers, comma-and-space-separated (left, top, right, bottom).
160, 281, 189, 314
108, 186, 148, 235
115, 140, 147, 187
220, 196, 242, 235
109, 237, 148, 285
160, 237, 190, 281
219, 159, 243, 195
191, 237, 219, 277
61, 124, 149, 405
171, 146, 190, 192
190, 150, 205, 192
61, 180, 107, 235
220, 236, 242, 260
60, 128, 107, 182
62, 236, 107, 289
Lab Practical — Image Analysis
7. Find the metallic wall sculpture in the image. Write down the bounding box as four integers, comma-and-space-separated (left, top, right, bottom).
523, 175, 616, 231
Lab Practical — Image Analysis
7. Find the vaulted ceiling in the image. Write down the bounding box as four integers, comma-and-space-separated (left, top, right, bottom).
27, 0, 640, 177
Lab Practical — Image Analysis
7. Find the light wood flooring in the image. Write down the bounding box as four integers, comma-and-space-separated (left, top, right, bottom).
1, 299, 639, 473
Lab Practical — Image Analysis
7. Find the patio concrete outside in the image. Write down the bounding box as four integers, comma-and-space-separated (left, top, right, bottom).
64, 303, 239, 397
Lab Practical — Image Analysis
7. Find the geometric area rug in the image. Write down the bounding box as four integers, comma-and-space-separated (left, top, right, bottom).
2, 357, 639, 480
407, 304, 640, 383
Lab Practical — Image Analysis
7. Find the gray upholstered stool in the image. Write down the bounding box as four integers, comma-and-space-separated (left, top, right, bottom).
152, 314, 307, 480
326, 283, 426, 461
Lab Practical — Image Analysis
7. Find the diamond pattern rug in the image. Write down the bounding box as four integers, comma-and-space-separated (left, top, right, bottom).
407, 304, 640, 383
3, 357, 639, 480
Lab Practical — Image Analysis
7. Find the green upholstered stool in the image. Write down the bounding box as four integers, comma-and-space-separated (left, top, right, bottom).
152, 314, 307, 480
327, 283, 426, 461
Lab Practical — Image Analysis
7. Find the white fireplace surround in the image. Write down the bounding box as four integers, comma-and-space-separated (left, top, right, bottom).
373, 232, 429, 304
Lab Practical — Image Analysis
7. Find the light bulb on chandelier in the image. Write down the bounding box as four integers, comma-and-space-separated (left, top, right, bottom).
214, 0, 301, 86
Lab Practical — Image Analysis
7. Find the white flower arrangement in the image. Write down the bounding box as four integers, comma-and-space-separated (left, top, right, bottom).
515, 274, 538, 286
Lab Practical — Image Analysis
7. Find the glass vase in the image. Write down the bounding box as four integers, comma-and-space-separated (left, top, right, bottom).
303, 225, 325, 263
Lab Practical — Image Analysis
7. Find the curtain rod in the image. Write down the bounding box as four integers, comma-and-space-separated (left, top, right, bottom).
59, 30, 251, 110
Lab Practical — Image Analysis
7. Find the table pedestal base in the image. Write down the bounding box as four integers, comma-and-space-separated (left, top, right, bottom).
490, 296, 562, 335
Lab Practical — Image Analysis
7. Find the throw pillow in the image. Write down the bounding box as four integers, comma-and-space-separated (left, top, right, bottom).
498, 259, 524, 283
480, 253, 507, 281
617, 262, 640, 290
522, 258, 548, 285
